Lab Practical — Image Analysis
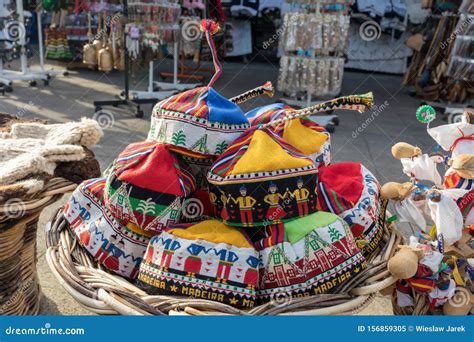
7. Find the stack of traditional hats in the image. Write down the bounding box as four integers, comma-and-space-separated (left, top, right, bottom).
382, 106, 473, 315
64, 20, 381, 309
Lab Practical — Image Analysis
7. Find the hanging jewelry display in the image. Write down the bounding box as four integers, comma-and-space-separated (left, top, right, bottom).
278, 0, 351, 100
280, 13, 350, 55
278, 56, 345, 98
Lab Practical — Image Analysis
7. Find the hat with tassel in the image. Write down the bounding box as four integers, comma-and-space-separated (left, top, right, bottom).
245, 93, 373, 166
148, 20, 273, 157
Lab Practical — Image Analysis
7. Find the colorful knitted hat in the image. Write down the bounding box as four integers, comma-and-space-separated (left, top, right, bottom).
137, 220, 259, 308
245, 93, 374, 166
104, 141, 196, 234
317, 162, 382, 255
207, 126, 319, 227
255, 211, 366, 303
246, 103, 331, 166
64, 178, 152, 278
148, 20, 254, 157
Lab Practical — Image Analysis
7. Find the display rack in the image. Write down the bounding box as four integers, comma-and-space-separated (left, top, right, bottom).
277, 0, 352, 130
443, 9, 473, 122
33, 7, 68, 80
0, 0, 48, 86
94, 0, 200, 118
0, 0, 67, 89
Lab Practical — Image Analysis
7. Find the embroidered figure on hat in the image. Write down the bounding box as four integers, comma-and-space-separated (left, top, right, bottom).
77, 222, 92, 246
244, 256, 259, 290
68, 197, 92, 230
229, 185, 257, 227
184, 244, 205, 277
215, 249, 239, 284
219, 190, 231, 224
159, 238, 181, 272
290, 177, 310, 217
97, 234, 121, 271
264, 182, 287, 223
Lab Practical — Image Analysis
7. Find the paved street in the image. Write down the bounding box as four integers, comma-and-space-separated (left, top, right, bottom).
0, 57, 440, 315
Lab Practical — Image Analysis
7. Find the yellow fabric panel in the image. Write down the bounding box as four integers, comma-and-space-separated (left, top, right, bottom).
126, 222, 154, 238
282, 119, 328, 155
230, 130, 312, 174
168, 220, 252, 248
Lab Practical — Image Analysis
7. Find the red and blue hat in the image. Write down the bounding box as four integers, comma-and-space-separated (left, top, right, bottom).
148, 20, 250, 157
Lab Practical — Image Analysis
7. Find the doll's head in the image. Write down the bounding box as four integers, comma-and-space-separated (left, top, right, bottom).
380, 182, 416, 201
391, 142, 422, 160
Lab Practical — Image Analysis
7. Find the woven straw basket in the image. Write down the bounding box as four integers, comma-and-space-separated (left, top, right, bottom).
45, 199, 401, 315
0, 178, 76, 315
391, 292, 431, 316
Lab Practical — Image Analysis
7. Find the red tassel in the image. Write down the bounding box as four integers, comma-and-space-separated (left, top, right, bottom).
200, 19, 220, 35
199, 19, 222, 87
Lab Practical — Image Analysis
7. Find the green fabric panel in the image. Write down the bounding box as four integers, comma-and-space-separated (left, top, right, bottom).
107, 186, 169, 215
286, 212, 339, 244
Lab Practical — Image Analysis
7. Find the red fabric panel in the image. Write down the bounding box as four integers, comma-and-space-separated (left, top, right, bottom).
119, 144, 182, 196
318, 162, 364, 205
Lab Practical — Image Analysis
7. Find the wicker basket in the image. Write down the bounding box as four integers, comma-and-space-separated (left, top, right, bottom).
391, 291, 432, 316
45, 199, 402, 315
0, 178, 76, 315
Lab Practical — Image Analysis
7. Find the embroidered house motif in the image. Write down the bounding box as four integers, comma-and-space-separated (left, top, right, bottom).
104, 141, 196, 234
137, 221, 259, 308
64, 178, 152, 279
256, 212, 366, 302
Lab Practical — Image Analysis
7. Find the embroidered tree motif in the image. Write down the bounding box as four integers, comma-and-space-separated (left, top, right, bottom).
137, 198, 156, 227
328, 227, 343, 242
193, 134, 208, 153
149, 125, 156, 139
171, 130, 186, 146
215, 141, 228, 155
156, 123, 168, 141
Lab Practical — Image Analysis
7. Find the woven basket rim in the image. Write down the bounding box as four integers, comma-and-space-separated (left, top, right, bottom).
45, 199, 402, 316
0, 178, 76, 217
